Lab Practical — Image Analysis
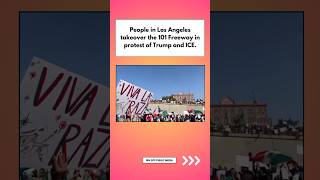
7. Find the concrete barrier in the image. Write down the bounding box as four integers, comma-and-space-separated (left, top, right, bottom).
210, 136, 303, 168
148, 103, 204, 114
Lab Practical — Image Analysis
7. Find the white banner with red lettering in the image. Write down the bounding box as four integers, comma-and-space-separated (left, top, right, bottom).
116, 79, 153, 116
20, 57, 109, 169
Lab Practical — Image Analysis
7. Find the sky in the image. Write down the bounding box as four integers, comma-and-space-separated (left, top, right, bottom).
116, 66, 205, 100
20, 12, 109, 86
211, 12, 303, 122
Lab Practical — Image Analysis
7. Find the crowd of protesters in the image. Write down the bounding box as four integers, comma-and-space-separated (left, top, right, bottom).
150, 99, 205, 105
211, 161, 303, 180
21, 153, 109, 180
211, 123, 303, 139
21, 154, 303, 180
116, 113, 205, 122
21, 152, 303, 180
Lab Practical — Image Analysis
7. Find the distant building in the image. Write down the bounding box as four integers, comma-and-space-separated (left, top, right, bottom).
172, 93, 195, 103
211, 97, 268, 126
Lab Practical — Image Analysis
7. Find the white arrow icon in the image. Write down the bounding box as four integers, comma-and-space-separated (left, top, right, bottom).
188, 156, 194, 166
194, 155, 200, 166
182, 155, 201, 166
182, 156, 188, 166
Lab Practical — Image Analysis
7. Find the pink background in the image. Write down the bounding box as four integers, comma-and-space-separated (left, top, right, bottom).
110, 0, 210, 179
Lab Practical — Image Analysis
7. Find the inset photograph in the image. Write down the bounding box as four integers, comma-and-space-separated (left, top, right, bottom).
116, 65, 205, 122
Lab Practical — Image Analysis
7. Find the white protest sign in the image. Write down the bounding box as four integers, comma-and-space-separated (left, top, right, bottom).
235, 155, 252, 172
20, 57, 109, 169
116, 80, 153, 116
279, 127, 287, 133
